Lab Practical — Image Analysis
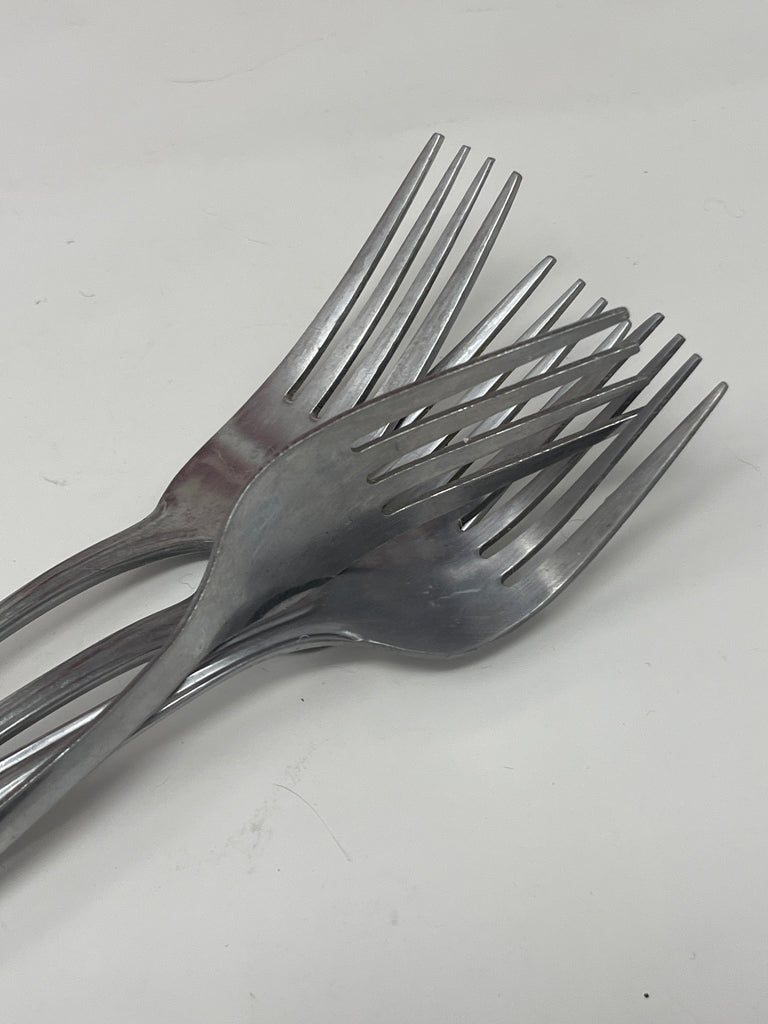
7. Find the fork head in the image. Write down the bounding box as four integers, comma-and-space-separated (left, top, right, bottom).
198, 305, 633, 637
297, 340, 727, 657
162, 136, 542, 529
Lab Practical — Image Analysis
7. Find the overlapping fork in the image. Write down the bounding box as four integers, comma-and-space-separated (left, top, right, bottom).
0, 303, 636, 852
0, 135, 727, 862
0, 133, 540, 643
0, 318, 726, 802
0, 277, 608, 746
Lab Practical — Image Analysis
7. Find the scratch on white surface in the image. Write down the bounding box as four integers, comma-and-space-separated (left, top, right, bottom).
735, 453, 761, 474
703, 197, 745, 219
274, 783, 351, 863
200, 208, 268, 246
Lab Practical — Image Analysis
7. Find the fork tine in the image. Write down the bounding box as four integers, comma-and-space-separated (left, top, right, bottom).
373, 171, 523, 393
314, 154, 498, 415
486, 354, 703, 571
369, 345, 642, 471
383, 410, 637, 517
282, 132, 444, 395
499, 383, 728, 610
382, 283, 610, 472
428, 257, 560, 374
427, 288, 603, 437
341, 307, 629, 442
467, 332, 686, 542
539, 314, 664, 414
464, 320, 632, 449
306, 146, 478, 413
597, 311, 663, 352
524, 287, 599, 341
388, 255, 558, 435
458, 315, 672, 529
372, 371, 645, 490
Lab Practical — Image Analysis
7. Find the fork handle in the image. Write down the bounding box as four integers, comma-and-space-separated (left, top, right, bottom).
0, 582, 323, 747
0, 601, 190, 746
0, 624, 357, 802
0, 504, 210, 644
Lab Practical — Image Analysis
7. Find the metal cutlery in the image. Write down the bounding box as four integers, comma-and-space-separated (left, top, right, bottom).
0, 336, 725, 798
0, 305, 632, 853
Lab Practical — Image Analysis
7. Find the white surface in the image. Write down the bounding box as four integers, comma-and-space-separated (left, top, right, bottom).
1, 2, 765, 1021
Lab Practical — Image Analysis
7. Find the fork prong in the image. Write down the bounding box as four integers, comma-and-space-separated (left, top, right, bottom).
467, 332, 687, 542
602, 311, 663, 351
388, 284, 610, 471
315, 154, 496, 416
342, 307, 629, 443
493, 292, 614, 395
374, 171, 524, 394
465, 320, 633, 448
390, 255, 557, 434
542, 314, 664, 412
526, 286, 597, 341
429, 257, 559, 373
383, 411, 636, 517
373, 369, 644, 491
282, 133, 444, 396
500, 383, 728, 610
488, 353, 703, 571
371, 344, 641, 471
433, 288, 604, 438
301, 143, 472, 410
457, 315, 672, 528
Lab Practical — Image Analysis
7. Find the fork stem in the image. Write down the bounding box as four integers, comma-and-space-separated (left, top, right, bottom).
0, 623, 358, 801
0, 503, 211, 644
0, 575, 351, 854
0, 601, 189, 747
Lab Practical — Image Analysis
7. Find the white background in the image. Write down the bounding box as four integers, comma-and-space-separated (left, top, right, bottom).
1, 2, 766, 1021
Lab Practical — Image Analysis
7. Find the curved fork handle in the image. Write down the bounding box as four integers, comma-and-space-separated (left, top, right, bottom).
0, 505, 209, 644
0, 627, 356, 803
0, 601, 189, 746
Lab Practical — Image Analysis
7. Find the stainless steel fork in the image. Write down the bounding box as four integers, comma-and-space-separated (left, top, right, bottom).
0, 328, 726, 799
0, 278, 608, 746
0, 306, 632, 853
0, 134, 538, 642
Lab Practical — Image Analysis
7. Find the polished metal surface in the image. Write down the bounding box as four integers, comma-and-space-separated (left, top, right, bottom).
0, 305, 633, 853
0, 295, 628, 746
0, 134, 526, 642
0, 334, 726, 795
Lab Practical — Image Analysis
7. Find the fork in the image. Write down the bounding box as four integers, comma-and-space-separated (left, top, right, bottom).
0, 134, 535, 643
0, 278, 609, 746
0, 305, 634, 853
0, 337, 726, 799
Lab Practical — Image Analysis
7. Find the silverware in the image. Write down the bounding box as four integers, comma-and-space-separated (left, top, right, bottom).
0, 134, 534, 642
0, 305, 632, 853
0, 279, 608, 746
0, 323, 726, 798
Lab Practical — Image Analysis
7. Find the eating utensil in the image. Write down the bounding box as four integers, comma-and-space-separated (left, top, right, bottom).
0, 334, 726, 798
0, 134, 534, 642
0, 306, 632, 853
